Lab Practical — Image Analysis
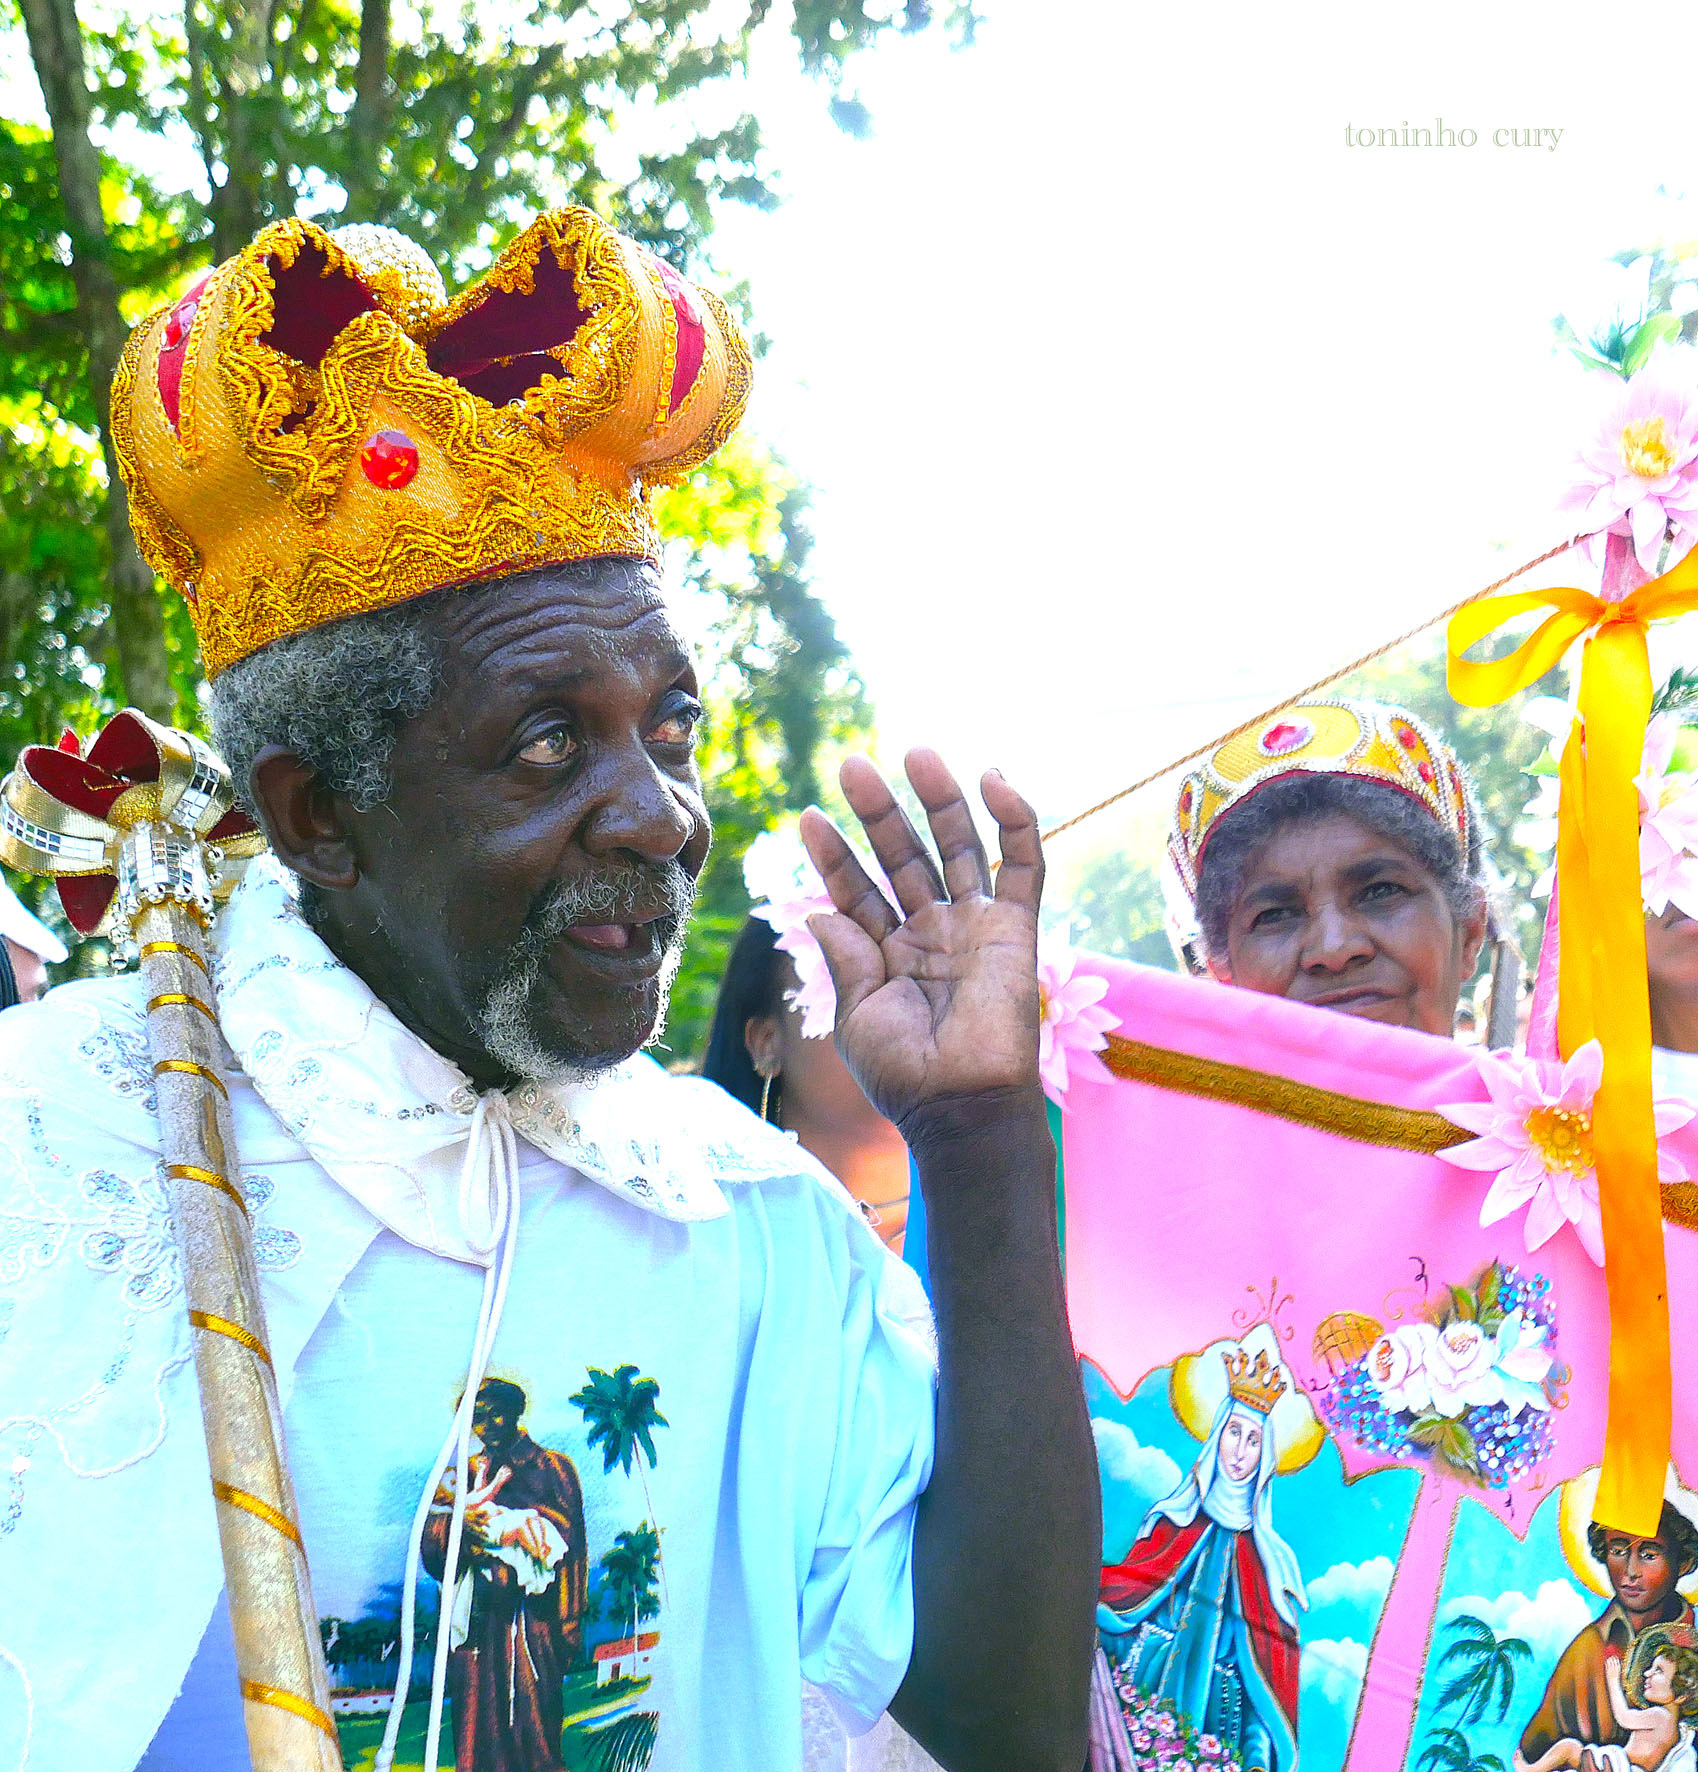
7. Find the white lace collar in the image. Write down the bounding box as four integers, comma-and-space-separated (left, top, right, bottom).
214, 861, 759, 1258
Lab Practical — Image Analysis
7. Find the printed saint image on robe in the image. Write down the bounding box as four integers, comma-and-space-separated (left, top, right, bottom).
318, 1368, 666, 1772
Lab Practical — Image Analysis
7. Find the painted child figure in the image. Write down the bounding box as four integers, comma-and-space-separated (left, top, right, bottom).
1517, 1630, 1698, 1772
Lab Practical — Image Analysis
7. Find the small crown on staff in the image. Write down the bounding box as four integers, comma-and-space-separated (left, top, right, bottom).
1222, 1347, 1287, 1416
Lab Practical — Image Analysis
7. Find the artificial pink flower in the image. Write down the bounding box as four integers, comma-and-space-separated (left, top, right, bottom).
1438, 1041, 1694, 1266
1036, 939, 1119, 1108
1561, 351, 1698, 573
743, 828, 841, 1039
1638, 712, 1698, 918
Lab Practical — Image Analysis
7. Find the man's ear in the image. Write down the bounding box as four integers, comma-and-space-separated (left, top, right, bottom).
1204, 957, 1231, 984
249, 746, 359, 891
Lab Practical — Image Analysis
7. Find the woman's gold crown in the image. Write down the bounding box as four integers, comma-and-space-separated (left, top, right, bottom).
111, 208, 752, 678
1222, 1348, 1287, 1416
1169, 698, 1472, 906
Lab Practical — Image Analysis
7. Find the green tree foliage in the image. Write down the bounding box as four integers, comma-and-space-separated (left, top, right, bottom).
2, 0, 915, 1026
655, 437, 869, 1061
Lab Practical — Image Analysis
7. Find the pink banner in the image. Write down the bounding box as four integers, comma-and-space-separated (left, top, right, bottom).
1066, 959, 1698, 1772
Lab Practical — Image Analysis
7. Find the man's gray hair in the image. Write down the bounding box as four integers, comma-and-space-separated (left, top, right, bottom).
1195, 772, 1487, 962
209, 597, 443, 816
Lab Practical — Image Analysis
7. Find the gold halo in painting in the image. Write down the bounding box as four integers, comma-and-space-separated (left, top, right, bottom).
1169, 1320, 1325, 1475
1558, 1465, 1698, 1600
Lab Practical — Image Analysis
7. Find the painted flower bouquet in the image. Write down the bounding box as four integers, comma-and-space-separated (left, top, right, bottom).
1321, 1261, 1562, 1489
1106, 1660, 1246, 1772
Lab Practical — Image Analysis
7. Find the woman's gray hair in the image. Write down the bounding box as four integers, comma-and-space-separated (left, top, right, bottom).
209, 597, 445, 815
1194, 772, 1487, 961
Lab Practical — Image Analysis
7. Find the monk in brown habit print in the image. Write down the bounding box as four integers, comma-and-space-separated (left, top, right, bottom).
1518, 1504, 1698, 1765
423, 1377, 588, 1769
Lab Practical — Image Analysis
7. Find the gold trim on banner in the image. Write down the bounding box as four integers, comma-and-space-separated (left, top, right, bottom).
167, 1162, 250, 1218
1102, 1033, 1698, 1233
1101, 1034, 1473, 1154
213, 1480, 304, 1550
240, 1680, 338, 1740
189, 1309, 274, 1367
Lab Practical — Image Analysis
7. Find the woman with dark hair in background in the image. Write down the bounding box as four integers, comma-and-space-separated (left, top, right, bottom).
702, 896, 912, 1253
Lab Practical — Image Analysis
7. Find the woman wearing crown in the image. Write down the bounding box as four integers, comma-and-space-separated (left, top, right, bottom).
1092, 1350, 1305, 1772
1168, 699, 1491, 1039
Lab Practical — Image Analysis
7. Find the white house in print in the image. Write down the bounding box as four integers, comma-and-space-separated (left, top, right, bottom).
594, 1632, 660, 1685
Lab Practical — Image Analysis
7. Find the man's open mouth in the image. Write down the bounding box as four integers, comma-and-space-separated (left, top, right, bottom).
560, 909, 678, 960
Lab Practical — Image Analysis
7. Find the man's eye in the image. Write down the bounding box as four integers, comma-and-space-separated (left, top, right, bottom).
518, 725, 577, 766
1362, 880, 1408, 904
648, 697, 702, 747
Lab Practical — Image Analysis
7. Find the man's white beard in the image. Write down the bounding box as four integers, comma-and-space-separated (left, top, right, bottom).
474, 863, 696, 1085
478, 935, 686, 1086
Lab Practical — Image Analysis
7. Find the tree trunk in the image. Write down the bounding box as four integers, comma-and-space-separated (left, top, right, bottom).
15, 0, 172, 720
1343, 1475, 1462, 1772
206, 1, 277, 260
346, 0, 392, 220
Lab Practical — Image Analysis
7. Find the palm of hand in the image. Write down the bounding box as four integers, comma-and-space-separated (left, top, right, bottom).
839, 896, 1039, 1122
800, 750, 1045, 1131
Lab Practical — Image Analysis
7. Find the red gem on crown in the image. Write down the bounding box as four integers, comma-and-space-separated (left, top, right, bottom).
163, 300, 197, 350
360, 429, 420, 490
1417, 760, 1436, 784
1178, 782, 1195, 819
1396, 725, 1419, 751
1260, 718, 1312, 756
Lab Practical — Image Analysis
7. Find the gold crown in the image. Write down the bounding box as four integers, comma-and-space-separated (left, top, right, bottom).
1222, 1348, 1287, 1416
1169, 697, 1472, 905
110, 208, 753, 677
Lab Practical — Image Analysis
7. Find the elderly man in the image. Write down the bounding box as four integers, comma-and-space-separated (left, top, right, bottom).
0, 209, 1096, 1772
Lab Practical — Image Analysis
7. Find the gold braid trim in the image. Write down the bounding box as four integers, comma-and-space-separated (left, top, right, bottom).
1101, 1032, 1474, 1154
154, 1058, 229, 1098
647, 282, 755, 487
240, 1680, 337, 1740
189, 1308, 274, 1366
139, 940, 210, 974
1102, 1032, 1698, 1233
109, 319, 202, 588
213, 1479, 305, 1549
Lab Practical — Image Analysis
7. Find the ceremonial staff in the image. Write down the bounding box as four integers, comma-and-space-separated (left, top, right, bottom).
0, 710, 343, 1771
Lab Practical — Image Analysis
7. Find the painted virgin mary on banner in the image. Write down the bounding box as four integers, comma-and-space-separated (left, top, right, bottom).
1091, 1350, 1305, 1772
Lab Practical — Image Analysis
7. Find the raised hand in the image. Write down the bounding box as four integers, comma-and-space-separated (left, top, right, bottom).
798, 747, 1043, 1133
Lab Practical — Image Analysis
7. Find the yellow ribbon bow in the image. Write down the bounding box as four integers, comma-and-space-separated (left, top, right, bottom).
1448, 542, 1698, 1536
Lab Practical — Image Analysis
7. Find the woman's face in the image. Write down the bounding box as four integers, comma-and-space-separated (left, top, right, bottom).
1647, 906, 1698, 1039
1218, 1410, 1264, 1482
1210, 813, 1485, 1037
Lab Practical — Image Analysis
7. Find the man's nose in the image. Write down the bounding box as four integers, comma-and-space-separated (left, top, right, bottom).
578, 745, 697, 863
1300, 902, 1375, 973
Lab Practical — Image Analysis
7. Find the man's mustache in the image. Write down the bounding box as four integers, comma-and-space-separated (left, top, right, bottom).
524, 862, 698, 945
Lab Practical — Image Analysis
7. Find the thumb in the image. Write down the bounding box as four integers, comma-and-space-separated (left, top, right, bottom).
807, 910, 886, 1030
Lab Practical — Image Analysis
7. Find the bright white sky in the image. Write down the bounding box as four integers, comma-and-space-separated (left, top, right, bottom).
704, 0, 1698, 846
11, 0, 1698, 859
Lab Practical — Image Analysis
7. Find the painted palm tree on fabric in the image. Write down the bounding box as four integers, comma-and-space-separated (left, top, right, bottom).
1434, 1614, 1532, 1725
1415, 1728, 1508, 1772
572, 1364, 670, 1595
598, 1523, 663, 1646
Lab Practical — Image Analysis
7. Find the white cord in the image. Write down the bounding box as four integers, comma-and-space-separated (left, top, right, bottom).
374, 1095, 523, 1772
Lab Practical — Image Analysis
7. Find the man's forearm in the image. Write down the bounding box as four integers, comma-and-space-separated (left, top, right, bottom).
890, 1085, 1098, 1772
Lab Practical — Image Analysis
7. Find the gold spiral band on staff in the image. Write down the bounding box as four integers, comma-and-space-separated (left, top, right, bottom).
213, 1479, 305, 1551
139, 938, 210, 974
189, 1309, 273, 1367
240, 1680, 338, 1741
148, 990, 216, 1020
154, 1057, 229, 1097
167, 1161, 250, 1218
